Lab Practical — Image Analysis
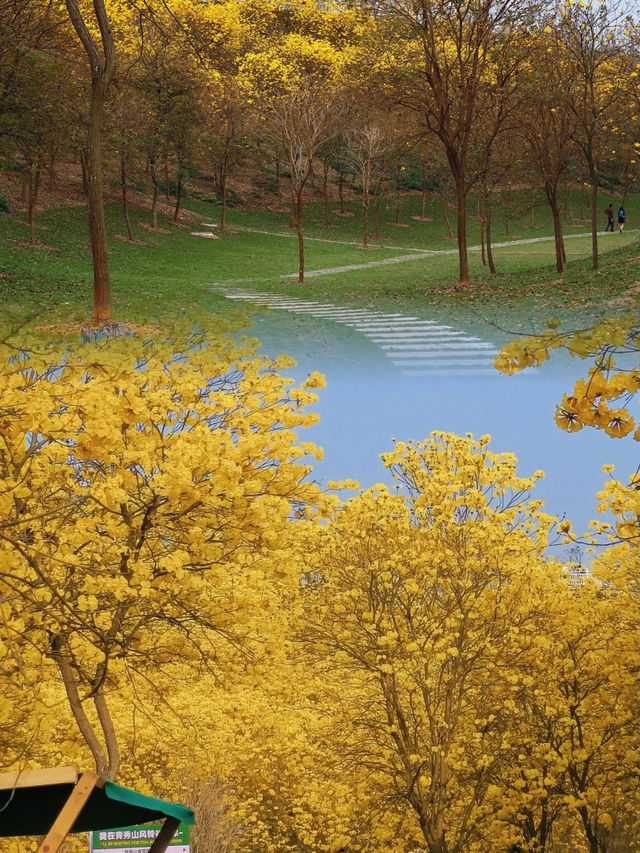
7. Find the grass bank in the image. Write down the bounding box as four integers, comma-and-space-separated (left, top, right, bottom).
0, 190, 637, 342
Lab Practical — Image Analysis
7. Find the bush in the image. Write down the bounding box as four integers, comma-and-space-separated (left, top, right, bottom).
0, 195, 10, 214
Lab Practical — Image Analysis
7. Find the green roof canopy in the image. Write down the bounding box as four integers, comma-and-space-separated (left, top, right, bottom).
0, 767, 194, 839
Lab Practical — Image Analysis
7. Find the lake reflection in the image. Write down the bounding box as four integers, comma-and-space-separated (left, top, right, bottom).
215, 288, 636, 546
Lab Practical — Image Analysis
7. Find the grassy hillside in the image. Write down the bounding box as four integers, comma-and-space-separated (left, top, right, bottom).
0, 188, 637, 342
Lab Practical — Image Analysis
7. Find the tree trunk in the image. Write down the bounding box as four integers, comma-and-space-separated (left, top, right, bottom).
338, 167, 345, 213
164, 156, 170, 201
395, 165, 401, 225
568, 185, 575, 225
531, 187, 536, 226
294, 194, 304, 284
545, 184, 564, 273
418, 811, 448, 853
150, 182, 159, 230
173, 169, 183, 222
79, 148, 89, 197
28, 156, 41, 246
93, 688, 120, 781
486, 195, 496, 275
86, 73, 111, 322
48, 149, 57, 191
220, 174, 227, 232
421, 165, 427, 218
362, 183, 370, 249
323, 159, 330, 227
453, 172, 470, 286
52, 635, 110, 778
275, 155, 280, 193
149, 157, 160, 230
65, 0, 115, 324
480, 195, 486, 266
120, 151, 134, 241
590, 172, 599, 269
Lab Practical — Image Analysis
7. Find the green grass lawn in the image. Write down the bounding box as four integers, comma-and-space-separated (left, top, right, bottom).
0, 188, 637, 342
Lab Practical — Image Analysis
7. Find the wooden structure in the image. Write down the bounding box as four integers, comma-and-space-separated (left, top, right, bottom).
0, 766, 194, 853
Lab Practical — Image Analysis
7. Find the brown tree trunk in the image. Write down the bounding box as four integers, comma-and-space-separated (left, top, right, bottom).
87, 74, 111, 322
590, 173, 599, 269
323, 158, 330, 227
93, 688, 120, 780
65, 0, 115, 324
220, 174, 227, 232
545, 184, 564, 273
568, 185, 575, 225
173, 170, 183, 222
150, 182, 159, 230
164, 156, 170, 201
28, 157, 41, 246
486, 196, 496, 275
418, 811, 448, 853
338, 167, 345, 213
480, 195, 486, 266
149, 157, 160, 230
362, 192, 370, 249
294, 194, 304, 283
531, 187, 536, 226
120, 151, 134, 241
79, 148, 89, 197
51, 635, 110, 778
453, 172, 470, 286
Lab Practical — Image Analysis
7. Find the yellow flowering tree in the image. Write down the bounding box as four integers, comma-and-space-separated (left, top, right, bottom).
297, 433, 562, 853
495, 316, 640, 441
239, 7, 359, 282
0, 323, 325, 780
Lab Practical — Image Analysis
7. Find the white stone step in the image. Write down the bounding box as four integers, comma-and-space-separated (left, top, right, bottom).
382, 343, 495, 353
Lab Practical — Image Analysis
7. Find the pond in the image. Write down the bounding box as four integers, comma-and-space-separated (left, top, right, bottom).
212, 285, 636, 552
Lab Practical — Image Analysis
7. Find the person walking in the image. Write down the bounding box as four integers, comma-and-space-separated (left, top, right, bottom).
605, 204, 614, 231
617, 206, 627, 232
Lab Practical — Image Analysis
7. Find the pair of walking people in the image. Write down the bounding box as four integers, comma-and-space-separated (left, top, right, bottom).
605, 204, 626, 232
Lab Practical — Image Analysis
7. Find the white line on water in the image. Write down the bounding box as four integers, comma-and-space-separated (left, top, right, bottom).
211, 287, 501, 377
393, 356, 495, 366
366, 331, 468, 340
385, 344, 496, 354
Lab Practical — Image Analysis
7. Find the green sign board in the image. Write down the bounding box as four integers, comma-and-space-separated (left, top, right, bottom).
89, 824, 190, 853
